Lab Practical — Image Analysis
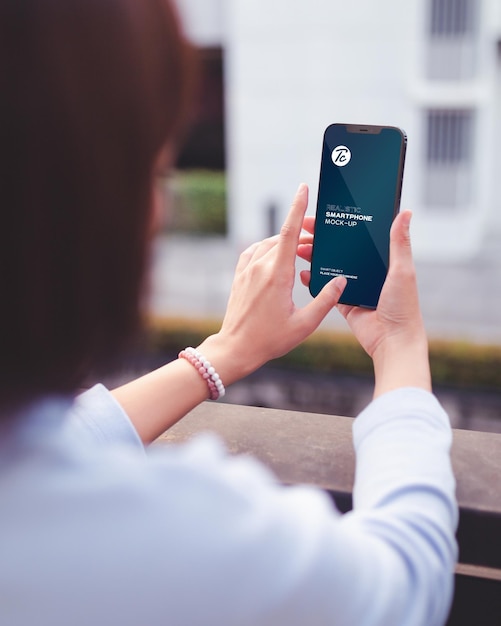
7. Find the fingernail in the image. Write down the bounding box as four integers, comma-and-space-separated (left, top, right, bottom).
402, 210, 412, 230
297, 182, 307, 196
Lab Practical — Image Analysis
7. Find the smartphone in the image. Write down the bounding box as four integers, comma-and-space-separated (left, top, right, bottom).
309, 123, 406, 308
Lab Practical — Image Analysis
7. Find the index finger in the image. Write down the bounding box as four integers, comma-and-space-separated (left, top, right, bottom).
276, 183, 309, 263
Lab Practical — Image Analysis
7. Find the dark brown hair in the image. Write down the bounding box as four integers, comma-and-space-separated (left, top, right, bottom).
0, 0, 193, 404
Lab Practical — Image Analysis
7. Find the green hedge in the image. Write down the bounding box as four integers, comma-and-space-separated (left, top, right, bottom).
428, 340, 501, 389
146, 317, 501, 391
167, 169, 226, 235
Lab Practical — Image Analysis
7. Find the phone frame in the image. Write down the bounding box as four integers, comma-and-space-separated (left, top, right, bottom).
309, 122, 407, 308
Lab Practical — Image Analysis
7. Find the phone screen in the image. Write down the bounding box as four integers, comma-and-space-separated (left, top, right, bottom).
309, 123, 406, 308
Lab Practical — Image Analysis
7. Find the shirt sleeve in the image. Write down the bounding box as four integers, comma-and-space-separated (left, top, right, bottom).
345, 387, 458, 625
67, 384, 144, 452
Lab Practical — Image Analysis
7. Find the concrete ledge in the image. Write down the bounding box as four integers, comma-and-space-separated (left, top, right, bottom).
156, 401, 501, 571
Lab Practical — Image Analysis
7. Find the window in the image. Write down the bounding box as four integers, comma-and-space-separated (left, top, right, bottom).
423, 109, 474, 208
176, 47, 225, 170
430, 0, 476, 37
426, 0, 479, 80
167, 47, 227, 235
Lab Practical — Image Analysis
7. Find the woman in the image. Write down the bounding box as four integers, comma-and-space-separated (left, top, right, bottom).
0, 1, 457, 625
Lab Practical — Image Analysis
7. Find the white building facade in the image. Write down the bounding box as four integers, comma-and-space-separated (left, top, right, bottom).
176, 0, 501, 262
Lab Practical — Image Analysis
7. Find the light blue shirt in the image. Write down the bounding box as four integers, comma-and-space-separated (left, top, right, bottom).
0, 385, 457, 626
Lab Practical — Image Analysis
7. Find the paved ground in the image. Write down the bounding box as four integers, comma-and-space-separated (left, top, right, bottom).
149, 233, 501, 346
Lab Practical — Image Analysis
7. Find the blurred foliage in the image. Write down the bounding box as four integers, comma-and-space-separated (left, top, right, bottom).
166, 169, 226, 235
147, 316, 222, 356
428, 340, 501, 390
146, 316, 501, 391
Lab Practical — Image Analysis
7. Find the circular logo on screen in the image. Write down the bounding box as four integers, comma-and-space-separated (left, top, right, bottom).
331, 145, 351, 167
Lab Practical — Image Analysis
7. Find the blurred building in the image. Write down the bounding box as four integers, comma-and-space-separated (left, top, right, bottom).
176, 0, 501, 262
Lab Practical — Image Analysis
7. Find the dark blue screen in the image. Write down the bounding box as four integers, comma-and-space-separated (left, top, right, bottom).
309, 124, 406, 308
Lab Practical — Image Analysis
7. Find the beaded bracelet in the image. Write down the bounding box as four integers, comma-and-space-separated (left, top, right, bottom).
178, 347, 225, 401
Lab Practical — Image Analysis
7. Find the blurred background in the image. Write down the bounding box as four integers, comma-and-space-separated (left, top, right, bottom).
144, 0, 501, 432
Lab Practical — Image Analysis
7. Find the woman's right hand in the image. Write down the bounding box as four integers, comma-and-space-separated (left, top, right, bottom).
300, 210, 431, 398
198, 184, 346, 386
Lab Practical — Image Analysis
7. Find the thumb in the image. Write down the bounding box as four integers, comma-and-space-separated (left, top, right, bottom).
389, 210, 413, 272
301, 275, 347, 328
